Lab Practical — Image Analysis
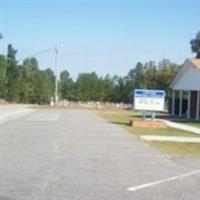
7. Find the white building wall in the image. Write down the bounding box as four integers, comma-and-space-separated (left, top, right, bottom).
173, 66, 200, 91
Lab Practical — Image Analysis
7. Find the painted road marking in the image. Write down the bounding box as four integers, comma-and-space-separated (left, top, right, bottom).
127, 169, 200, 192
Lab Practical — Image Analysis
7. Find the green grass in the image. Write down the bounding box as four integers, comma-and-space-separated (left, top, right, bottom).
166, 118, 200, 129
151, 142, 200, 157
96, 110, 200, 157
182, 122, 200, 128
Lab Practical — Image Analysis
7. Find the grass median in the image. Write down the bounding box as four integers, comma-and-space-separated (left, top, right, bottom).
95, 110, 200, 157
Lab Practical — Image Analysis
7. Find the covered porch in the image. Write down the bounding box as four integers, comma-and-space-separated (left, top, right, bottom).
170, 58, 200, 120
171, 90, 200, 120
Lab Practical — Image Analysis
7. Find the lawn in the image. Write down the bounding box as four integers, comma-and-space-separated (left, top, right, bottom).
96, 110, 200, 157
179, 122, 200, 129
168, 118, 200, 129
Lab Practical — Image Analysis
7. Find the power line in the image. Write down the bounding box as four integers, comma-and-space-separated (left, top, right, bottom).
18, 47, 55, 62
17, 46, 60, 106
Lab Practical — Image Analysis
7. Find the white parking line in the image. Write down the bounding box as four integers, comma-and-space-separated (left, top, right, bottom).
127, 169, 200, 192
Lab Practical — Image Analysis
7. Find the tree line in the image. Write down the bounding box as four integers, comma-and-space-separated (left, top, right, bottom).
60, 60, 180, 103
0, 31, 199, 104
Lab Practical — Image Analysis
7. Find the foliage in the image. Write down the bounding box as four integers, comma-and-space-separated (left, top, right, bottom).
0, 55, 7, 97
3, 32, 197, 104
60, 70, 74, 100
0, 33, 3, 40
0, 43, 55, 103
5, 44, 18, 101
75, 72, 99, 101
0, 44, 180, 104
190, 31, 200, 58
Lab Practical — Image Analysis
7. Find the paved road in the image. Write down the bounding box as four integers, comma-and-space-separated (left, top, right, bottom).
1, 109, 200, 200
0, 104, 34, 124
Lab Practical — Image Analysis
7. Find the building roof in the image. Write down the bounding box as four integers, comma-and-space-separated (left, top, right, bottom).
190, 58, 200, 70
170, 58, 200, 90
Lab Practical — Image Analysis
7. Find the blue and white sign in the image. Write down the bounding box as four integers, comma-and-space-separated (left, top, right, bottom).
134, 89, 165, 111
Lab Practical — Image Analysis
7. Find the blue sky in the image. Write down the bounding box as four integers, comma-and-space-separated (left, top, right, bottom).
1, 0, 200, 78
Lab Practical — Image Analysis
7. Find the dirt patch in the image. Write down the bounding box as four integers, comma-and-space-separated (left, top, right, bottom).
0, 99, 8, 104
130, 119, 167, 129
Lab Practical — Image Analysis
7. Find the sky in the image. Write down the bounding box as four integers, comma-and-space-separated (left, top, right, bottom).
0, 0, 200, 79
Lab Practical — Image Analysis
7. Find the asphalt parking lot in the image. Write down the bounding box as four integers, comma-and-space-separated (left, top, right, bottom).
0, 107, 200, 200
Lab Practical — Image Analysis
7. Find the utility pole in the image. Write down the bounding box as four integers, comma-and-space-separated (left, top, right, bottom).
54, 46, 59, 106
17, 44, 62, 106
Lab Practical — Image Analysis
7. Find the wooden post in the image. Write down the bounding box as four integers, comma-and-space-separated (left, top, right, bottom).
172, 90, 175, 115
196, 91, 200, 121
187, 91, 191, 119
179, 90, 182, 117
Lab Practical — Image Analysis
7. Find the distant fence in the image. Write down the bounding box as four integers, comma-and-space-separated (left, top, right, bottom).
56, 100, 133, 110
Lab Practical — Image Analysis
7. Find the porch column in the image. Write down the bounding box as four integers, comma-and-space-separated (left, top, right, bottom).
172, 90, 175, 115
179, 90, 183, 117
187, 91, 191, 119
196, 91, 200, 121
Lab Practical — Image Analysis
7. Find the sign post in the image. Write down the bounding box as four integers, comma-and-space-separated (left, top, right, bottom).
134, 89, 165, 119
